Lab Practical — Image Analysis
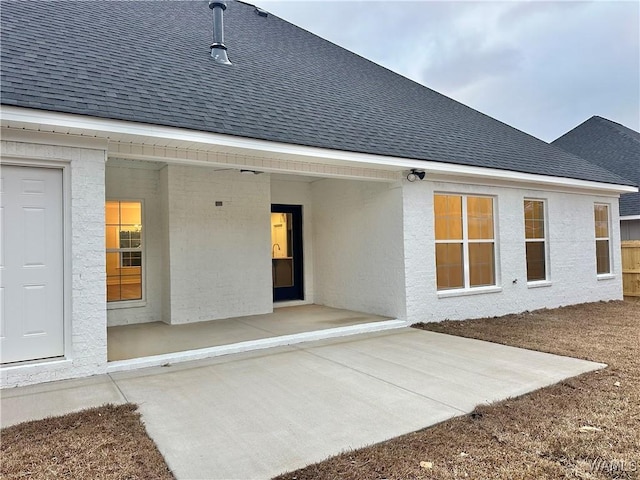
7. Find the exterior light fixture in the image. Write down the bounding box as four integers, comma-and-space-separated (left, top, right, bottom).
406, 169, 426, 182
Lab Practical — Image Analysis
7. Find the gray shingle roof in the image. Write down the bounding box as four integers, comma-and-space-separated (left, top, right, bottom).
1, 0, 633, 187
552, 116, 640, 216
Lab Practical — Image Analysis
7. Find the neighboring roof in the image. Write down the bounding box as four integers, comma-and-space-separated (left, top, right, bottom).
553, 116, 640, 216
0, 1, 633, 187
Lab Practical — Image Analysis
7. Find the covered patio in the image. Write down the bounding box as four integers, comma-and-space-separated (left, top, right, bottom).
107, 304, 401, 363
104, 158, 409, 374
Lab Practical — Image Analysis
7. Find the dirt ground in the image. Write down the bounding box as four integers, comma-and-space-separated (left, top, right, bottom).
275, 299, 639, 480
0, 404, 173, 480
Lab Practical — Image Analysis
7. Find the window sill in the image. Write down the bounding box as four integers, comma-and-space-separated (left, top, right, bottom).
597, 274, 616, 281
527, 280, 552, 289
437, 285, 502, 298
107, 300, 147, 310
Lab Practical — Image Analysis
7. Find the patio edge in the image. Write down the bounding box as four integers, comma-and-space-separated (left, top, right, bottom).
106, 319, 407, 373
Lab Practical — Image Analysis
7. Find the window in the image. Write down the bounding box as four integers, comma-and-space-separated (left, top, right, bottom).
106, 201, 143, 302
524, 199, 547, 282
594, 204, 611, 275
434, 194, 496, 290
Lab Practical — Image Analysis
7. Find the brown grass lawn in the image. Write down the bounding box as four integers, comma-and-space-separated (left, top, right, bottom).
276, 299, 640, 480
1, 404, 173, 480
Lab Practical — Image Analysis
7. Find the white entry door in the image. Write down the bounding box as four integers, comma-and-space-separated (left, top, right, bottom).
1, 165, 64, 364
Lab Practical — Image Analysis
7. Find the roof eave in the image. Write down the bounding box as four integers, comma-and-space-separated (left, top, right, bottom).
1, 106, 637, 194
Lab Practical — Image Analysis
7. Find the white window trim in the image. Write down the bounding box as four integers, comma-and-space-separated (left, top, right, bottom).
594, 203, 613, 277
524, 198, 550, 284
435, 194, 499, 294
437, 285, 502, 298
106, 198, 146, 309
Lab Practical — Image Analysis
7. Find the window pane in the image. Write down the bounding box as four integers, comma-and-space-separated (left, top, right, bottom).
106, 252, 120, 278
106, 226, 119, 249
594, 205, 609, 238
467, 197, 494, 240
106, 200, 143, 302
105, 201, 119, 225
123, 283, 142, 301
107, 268, 142, 302
120, 202, 141, 225
434, 195, 462, 240
524, 200, 545, 239
119, 229, 142, 249
596, 239, 610, 274
469, 242, 495, 286
122, 251, 142, 267
107, 251, 123, 301
526, 241, 546, 281
107, 283, 122, 302
120, 272, 142, 300
435, 243, 464, 289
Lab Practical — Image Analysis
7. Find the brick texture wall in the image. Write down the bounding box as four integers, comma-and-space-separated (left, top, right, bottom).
312, 179, 407, 319
164, 166, 272, 323
106, 162, 163, 326
403, 179, 623, 324
1, 140, 107, 387
271, 179, 315, 303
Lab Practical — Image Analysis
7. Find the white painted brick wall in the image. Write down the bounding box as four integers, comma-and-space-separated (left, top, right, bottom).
1, 140, 107, 388
271, 179, 314, 303
165, 166, 272, 323
403, 179, 624, 324
312, 179, 407, 319
106, 162, 163, 326
159, 166, 172, 323
0, 137, 626, 388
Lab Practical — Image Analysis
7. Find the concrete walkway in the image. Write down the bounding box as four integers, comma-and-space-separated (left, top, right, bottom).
1, 328, 605, 479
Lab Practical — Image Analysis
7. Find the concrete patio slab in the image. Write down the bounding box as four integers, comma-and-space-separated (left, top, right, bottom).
108, 305, 393, 361
2, 327, 606, 480
113, 344, 461, 480
110, 328, 604, 479
0, 375, 126, 428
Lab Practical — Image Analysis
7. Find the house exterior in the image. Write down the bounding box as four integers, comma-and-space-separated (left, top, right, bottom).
552, 116, 640, 240
1, 1, 636, 388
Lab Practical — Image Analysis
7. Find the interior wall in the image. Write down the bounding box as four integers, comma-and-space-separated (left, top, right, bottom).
106, 162, 163, 326
311, 179, 407, 319
271, 179, 314, 303
166, 166, 272, 324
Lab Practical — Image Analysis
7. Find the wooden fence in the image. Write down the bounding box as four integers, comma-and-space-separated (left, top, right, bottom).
621, 240, 640, 297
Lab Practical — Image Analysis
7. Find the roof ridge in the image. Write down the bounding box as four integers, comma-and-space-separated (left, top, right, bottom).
593, 115, 640, 144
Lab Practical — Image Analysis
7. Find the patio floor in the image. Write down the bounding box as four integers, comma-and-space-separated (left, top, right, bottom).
107, 304, 393, 361
3, 328, 606, 479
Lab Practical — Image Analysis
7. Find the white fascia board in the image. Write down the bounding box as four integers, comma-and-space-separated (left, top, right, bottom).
0, 126, 109, 150
2, 106, 637, 194
621, 215, 640, 221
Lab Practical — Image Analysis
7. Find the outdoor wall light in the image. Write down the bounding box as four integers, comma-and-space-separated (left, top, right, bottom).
406, 169, 426, 182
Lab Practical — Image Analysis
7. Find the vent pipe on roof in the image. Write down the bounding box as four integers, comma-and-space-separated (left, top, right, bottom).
209, 1, 232, 65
